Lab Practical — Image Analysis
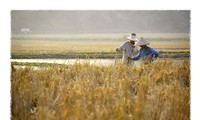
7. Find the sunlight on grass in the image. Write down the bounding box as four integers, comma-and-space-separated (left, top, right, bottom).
11, 59, 190, 120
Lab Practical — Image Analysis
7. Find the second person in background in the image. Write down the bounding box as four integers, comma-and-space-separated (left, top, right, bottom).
129, 37, 159, 64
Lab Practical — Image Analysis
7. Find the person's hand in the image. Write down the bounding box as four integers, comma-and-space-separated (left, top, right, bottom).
128, 57, 131, 60
116, 48, 119, 52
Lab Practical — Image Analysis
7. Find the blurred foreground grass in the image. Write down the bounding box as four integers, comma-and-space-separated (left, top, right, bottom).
11, 59, 190, 120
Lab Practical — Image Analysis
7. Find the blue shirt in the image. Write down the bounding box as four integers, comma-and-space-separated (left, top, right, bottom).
131, 46, 159, 62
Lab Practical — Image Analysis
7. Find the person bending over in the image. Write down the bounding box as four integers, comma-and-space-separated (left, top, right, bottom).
129, 37, 159, 63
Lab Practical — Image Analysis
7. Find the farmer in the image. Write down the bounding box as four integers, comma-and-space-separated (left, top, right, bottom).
129, 37, 159, 63
116, 33, 139, 64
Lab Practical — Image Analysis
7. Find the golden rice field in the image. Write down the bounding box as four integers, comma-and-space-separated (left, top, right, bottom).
11, 33, 190, 59
11, 59, 190, 120
11, 33, 190, 53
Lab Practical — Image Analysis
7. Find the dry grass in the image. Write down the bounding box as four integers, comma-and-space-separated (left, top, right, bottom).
11, 59, 190, 120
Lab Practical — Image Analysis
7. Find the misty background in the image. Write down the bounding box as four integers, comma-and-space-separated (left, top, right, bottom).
11, 10, 190, 34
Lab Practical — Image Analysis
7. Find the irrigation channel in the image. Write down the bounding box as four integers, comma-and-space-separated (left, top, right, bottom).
11, 58, 187, 70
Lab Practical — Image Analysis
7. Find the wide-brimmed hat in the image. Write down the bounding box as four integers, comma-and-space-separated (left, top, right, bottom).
127, 34, 138, 41
134, 37, 150, 46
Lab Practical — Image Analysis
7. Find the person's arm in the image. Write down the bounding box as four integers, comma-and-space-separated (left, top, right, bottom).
150, 48, 159, 58
116, 42, 127, 52
116, 47, 122, 52
134, 46, 139, 54
149, 48, 159, 62
131, 50, 141, 61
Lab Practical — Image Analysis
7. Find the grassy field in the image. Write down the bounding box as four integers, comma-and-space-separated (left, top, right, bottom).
11, 59, 190, 120
11, 33, 190, 119
11, 33, 190, 59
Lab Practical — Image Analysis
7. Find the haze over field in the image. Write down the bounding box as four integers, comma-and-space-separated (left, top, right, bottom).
11, 10, 190, 34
